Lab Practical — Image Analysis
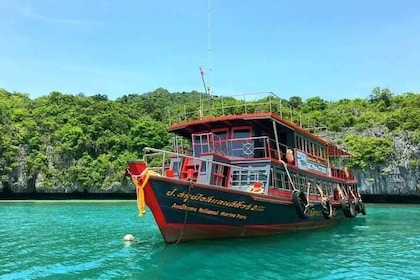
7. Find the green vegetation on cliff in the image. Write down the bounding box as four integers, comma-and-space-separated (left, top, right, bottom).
0, 87, 418, 191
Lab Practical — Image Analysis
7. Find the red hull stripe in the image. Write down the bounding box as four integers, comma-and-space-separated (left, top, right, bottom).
159, 220, 344, 243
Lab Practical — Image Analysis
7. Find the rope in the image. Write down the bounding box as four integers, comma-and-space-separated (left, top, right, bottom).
280, 160, 297, 191
317, 184, 333, 219
348, 185, 357, 201
336, 184, 345, 200
316, 184, 330, 206
131, 169, 151, 217
175, 180, 193, 245
305, 183, 311, 207
316, 184, 327, 199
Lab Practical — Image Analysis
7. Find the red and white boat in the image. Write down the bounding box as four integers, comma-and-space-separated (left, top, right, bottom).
126, 92, 366, 244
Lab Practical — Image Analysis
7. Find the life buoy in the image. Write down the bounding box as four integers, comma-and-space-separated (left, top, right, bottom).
321, 198, 332, 219
341, 198, 356, 218
242, 142, 254, 156
355, 199, 367, 215
292, 190, 309, 219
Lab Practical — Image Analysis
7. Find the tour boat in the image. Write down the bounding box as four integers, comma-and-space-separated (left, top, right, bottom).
126, 93, 366, 244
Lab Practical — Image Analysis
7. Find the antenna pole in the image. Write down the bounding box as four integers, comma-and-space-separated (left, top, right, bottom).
207, 0, 212, 96
199, 67, 209, 119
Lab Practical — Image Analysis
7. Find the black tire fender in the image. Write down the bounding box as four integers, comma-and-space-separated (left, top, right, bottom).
341, 198, 356, 218
357, 199, 367, 215
321, 199, 333, 219
292, 190, 309, 219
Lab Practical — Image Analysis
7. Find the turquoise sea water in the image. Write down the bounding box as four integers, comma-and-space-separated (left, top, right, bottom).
0, 201, 418, 280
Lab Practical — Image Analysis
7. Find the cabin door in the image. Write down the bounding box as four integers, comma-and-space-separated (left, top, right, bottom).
212, 163, 229, 187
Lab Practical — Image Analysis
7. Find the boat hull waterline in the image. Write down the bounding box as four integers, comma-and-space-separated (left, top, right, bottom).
128, 161, 350, 244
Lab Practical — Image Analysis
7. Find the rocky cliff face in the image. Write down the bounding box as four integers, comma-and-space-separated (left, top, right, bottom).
319, 127, 420, 195
1, 128, 419, 195
0, 144, 135, 194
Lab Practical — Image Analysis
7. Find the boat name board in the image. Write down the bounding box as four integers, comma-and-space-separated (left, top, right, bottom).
296, 151, 329, 174
166, 188, 265, 212
171, 203, 248, 220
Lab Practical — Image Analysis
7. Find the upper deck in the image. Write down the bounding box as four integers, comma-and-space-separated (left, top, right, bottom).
167, 92, 351, 158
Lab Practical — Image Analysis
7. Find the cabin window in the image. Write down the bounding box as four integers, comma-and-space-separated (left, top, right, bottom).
213, 130, 228, 140
280, 171, 287, 189
274, 170, 287, 189
298, 175, 306, 191
324, 182, 330, 196
212, 163, 225, 186
297, 136, 302, 150
200, 161, 207, 172
193, 133, 210, 155
233, 128, 251, 138
300, 136, 304, 151
230, 167, 267, 187
295, 134, 327, 160
193, 134, 208, 143
173, 161, 181, 174
272, 169, 278, 188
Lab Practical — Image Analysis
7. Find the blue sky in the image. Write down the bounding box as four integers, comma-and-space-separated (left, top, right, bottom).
0, 0, 419, 101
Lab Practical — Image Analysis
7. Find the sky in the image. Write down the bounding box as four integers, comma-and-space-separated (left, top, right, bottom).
0, 0, 419, 101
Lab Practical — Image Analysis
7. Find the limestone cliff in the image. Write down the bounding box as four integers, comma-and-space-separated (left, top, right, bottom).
1, 128, 419, 196
319, 127, 420, 195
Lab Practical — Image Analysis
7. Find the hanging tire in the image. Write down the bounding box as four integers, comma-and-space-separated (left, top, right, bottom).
341, 198, 356, 218
358, 199, 367, 215
321, 199, 332, 219
292, 190, 309, 219
354, 199, 367, 215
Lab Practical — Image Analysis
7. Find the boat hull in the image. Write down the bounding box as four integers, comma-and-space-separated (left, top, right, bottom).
143, 176, 347, 243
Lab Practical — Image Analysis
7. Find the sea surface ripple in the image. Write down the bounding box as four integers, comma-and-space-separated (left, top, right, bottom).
0, 201, 418, 280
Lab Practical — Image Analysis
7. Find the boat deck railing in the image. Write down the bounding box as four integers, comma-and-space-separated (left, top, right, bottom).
141, 148, 358, 201
190, 132, 292, 161
167, 91, 354, 157
167, 91, 324, 131
142, 147, 269, 191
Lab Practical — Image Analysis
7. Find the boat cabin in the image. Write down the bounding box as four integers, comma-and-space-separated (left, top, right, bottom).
162, 112, 354, 197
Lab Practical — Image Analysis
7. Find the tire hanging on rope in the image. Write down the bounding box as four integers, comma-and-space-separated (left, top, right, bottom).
341, 197, 356, 218
321, 198, 333, 219
355, 199, 367, 215
292, 190, 309, 219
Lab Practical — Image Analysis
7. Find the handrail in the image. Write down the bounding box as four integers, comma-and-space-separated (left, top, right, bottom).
143, 147, 268, 177
190, 132, 295, 160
